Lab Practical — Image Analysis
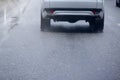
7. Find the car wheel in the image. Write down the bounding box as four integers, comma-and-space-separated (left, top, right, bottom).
96, 19, 104, 32
90, 18, 104, 32
116, 0, 120, 7
41, 15, 50, 31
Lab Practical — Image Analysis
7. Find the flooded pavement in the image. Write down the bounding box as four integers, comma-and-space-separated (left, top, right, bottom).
0, 0, 120, 80
0, 0, 30, 44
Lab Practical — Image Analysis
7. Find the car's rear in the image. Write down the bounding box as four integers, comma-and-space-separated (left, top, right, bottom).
41, 0, 104, 32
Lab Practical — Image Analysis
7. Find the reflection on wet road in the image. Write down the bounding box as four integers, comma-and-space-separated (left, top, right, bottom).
0, 0, 120, 80
0, 0, 30, 45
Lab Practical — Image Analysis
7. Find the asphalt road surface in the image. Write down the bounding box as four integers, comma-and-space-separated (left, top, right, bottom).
0, 0, 120, 80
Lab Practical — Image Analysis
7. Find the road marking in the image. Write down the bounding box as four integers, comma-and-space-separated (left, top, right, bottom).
4, 7, 7, 25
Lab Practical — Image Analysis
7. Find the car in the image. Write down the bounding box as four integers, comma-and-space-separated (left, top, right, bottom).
41, 0, 105, 32
116, 0, 120, 7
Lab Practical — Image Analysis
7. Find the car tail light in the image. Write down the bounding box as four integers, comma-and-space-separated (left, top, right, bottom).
92, 11, 96, 14
50, 10, 55, 14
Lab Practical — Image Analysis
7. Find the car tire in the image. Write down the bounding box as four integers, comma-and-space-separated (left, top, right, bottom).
116, 0, 120, 7
41, 15, 50, 31
90, 18, 104, 32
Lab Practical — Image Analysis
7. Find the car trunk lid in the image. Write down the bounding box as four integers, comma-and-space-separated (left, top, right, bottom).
49, 0, 97, 9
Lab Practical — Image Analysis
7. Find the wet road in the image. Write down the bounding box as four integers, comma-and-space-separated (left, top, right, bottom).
0, 0, 120, 80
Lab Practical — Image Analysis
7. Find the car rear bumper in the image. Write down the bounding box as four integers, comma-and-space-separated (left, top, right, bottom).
52, 11, 95, 16
42, 8, 104, 21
